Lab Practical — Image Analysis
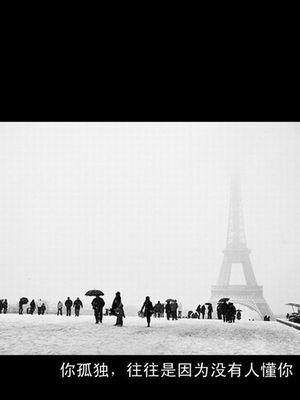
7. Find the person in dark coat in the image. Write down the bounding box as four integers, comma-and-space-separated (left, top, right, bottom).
160, 302, 165, 318
200, 304, 206, 319
196, 304, 201, 319
0, 300, 3, 313
217, 303, 223, 319
92, 294, 105, 324
171, 300, 178, 320
165, 301, 171, 320
29, 299, 36, 314
2, 299, 8, 314
65, 297, 73, 316
141, 296, 154, 327
18, 299, 24, 315
111, 292, 125, 326
41, 303, 46, 315
236, 310, 241, 320
111, 292, 121, 316
207, 304, 213, 319
73, 297, 83, 316
115, 303, 125, 326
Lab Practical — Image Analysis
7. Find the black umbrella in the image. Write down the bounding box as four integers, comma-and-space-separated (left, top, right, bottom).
20, 297, 29, 304
165, 299, 175, 302
218, 298, 230, 303
205, 302, 212, 305
85, 290, 104, 296
237, 309, 242, 312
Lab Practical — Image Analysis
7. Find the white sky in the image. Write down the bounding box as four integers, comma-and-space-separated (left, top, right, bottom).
0, 122, 299, 314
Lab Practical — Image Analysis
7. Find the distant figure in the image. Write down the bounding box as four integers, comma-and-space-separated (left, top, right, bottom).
286, 313, 290, 319
178, 302, 182, 318
196, 304, 201, 319
187, 310, 193, 318
160, 302, 165, 318
165, 301, 171, 320
65, 297, 73, 316
73, 297, 83, 317
217, 303, 222, 319
200, 305, 206, 319
57, 301, 63, 316
111, 292, 121, 316
29, 299, 36, 314
0, 300, 3, 314
41, 303, 46, 315
18, 299, 23, 315
207, 304, 213, 319
92, 294, 105, 324
2, 299, 7, 314
37, 299, 43, 315
171, 300, 178, 320
155, 301, 162, 318
141, 296, 154, 327
236, 310, 241, 320
111, 292, 125, 326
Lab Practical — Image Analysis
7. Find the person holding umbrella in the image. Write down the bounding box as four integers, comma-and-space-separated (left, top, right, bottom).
140, 296, 154, 327
85, 290, 105, 324
19, 297, 28, 315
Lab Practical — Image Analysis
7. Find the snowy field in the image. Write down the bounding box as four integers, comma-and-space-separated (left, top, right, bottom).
0, 314, 299, 355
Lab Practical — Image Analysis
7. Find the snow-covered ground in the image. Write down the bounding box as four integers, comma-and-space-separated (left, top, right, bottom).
0, 314, 299, 355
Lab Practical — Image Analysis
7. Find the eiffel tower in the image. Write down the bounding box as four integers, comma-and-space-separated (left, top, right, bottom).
210, 175, 274, 320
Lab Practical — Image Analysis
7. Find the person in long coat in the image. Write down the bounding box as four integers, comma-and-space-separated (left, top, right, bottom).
111, 292, 121, 315
41, 303, 46, 315
111, 292, 125, 326
200, 304, 206, 319
165, 301, 171, 320
18, 299, 24, 315
73, 297, 83, 316
92, 294, 105, 324
65, 297, 73, 316
37, 299, 43, 315
196, 304, 201, 319
2, 299, 8, 314
29, 299, 36, 314
171, 300, 178, 320
207, 304, 213, 319
140, 296, 154, 327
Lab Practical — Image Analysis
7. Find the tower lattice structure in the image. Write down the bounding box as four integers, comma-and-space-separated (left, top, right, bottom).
210, 175, 274, 320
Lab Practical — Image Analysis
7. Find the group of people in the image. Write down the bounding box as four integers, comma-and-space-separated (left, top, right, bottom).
217, 301, 238, 323
152, 301, 183, 319
0, 299, 8, 314
61, 297, 84, 316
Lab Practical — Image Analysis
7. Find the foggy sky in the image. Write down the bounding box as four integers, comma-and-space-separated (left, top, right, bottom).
0, 122, 299, 314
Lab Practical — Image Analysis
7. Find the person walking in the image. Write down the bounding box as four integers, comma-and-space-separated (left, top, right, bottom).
160, 302, 165, 318
65, 297, 73, 316
37, 299, 43, 315
73, 297, 83, 316
196, 304, 201, 319
171, 300, 178, 320
18, 299, 23, 315
165, 300, 171, 320
0, 300, 3, 313
91, 294, 105, 324
2, 299, 8, 314
29, 299, 36, 314
140, 296, 154, 327
200, 304, 206, 319
57, 301, 63, 316
115, 303, 125, 326
41, 303, 46, 315
207, 304, 213, 319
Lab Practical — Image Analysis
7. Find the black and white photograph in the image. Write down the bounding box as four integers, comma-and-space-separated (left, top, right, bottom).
0, 122, 299, 386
